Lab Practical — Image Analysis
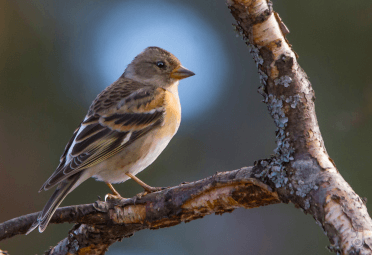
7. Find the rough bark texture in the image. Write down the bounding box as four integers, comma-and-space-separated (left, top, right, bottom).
0, 204, 97, 241
228, 0, 372, 254
45, 167, 280, 255
0, 167, 280, 254
0, 1, 371, 254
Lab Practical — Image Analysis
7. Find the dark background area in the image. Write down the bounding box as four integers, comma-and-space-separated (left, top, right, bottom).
1, 0, 372, 254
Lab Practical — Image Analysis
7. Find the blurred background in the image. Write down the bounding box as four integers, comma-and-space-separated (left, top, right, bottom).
1, 0, 372, 254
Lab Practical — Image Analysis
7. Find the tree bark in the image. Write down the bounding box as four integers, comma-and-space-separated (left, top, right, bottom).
1, 1, 371, 254
0, 167, 280, 254
227, 0, 372, 254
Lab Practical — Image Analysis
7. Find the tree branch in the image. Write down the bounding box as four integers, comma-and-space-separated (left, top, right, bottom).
0, 204, 97, 242
228, 0, 372, 253
0, 167, 280, 254
1, 1, 371, 254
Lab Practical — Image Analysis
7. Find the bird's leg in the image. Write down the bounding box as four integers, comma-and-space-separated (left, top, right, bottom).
106, 182, 121, 196
126, 173, 163, 193
105, 182, 124, 201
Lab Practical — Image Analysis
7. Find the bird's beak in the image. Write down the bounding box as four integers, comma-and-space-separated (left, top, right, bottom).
170, 66, 195, 80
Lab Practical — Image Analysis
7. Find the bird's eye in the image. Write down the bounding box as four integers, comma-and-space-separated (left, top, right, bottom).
156, 61, 165, 68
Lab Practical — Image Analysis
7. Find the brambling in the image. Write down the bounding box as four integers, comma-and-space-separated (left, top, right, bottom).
27, 47, 195, 234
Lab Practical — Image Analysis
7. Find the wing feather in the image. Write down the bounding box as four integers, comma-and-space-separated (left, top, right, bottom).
40, 82, 166, 191
75, 123, 106, 142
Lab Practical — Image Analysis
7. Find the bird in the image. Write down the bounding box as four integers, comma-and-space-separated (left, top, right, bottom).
26, 46, 195, 234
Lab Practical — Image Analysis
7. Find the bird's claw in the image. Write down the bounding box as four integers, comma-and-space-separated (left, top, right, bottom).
136, 191, 147, 200
104, 193, 125, 202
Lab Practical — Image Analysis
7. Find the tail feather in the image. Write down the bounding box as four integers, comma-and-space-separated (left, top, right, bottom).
26, 174, 80, 234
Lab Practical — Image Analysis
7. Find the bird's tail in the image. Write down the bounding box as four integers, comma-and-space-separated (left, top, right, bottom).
26, 174, 81, 234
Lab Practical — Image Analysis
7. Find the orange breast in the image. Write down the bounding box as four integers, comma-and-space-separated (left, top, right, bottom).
160, 88, 181, 138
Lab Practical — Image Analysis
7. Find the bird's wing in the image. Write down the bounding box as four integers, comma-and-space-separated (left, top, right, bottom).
40, 81, 166, 191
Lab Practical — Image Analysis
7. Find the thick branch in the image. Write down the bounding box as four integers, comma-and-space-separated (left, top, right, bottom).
0, 167, 280, 254
228, 0, 372, 254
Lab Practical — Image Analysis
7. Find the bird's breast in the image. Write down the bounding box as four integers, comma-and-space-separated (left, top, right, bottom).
161, 87, 181, 137
89, 86, 181, 184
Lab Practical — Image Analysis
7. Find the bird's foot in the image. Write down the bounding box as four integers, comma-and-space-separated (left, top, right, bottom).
104, 193, 126, 202
135, 191, 147, 200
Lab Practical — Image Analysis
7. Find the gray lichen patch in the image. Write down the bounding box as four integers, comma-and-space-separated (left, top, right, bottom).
304, 197, 311, 210
258, 69, 268, 86
265, 95, 286, 127
274, 75, 292, 87
255, 81, 306, 191
233, 23, 270, 88
254, 94, 295, 189
249, 44, 264, 67
285, 95, 301, 109
232, 23, 249, 42
291, 159, 320, 207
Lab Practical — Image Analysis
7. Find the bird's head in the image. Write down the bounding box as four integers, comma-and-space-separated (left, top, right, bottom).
123, 47, 195, 88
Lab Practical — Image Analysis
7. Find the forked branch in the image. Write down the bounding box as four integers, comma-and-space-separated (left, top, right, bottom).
228, 0, 372, 253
